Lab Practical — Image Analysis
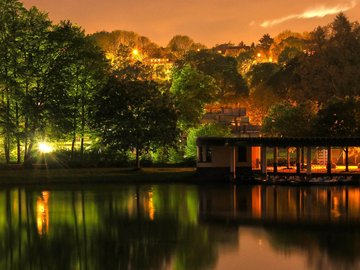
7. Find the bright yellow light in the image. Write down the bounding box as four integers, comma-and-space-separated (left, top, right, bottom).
257, 53, 261, 57
132, 49, 139, 55
38, 142, 53, 153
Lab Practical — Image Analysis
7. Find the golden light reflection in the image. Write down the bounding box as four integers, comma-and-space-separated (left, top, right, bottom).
148, 191, 155, 221
252, 186, 262, 218
37, 191, 50, 236
332, 196, 341, 218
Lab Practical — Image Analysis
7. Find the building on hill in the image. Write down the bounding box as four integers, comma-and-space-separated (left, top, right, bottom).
212, 44, 248, 57
201, 107, 260, 137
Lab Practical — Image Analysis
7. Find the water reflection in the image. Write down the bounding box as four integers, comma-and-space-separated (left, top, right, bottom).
0, 184, 359, 269
201, 185, 360, 270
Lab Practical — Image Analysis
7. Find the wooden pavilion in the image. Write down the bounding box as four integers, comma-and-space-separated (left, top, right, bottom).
196, 137, 360, 180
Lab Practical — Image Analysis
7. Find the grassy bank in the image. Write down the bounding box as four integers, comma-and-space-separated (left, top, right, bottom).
0, 167, 197, 185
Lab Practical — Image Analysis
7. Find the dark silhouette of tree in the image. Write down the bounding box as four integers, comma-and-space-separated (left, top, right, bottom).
92, 77, 178, 169
313, 98, 360, 137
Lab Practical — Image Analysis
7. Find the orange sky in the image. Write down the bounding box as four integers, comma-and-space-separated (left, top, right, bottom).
21, 0, 360, 47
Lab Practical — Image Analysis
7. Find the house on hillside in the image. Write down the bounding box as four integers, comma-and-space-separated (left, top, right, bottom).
201, 107, 260, 137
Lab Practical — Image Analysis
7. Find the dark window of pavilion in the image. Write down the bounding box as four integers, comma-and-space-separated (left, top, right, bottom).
205, 146, 212, 162
238, 146, 247, 162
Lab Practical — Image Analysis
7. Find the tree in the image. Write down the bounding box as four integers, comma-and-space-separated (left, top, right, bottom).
270, 31, 308, 62
92, 77, 178, 169
47, 21, 109, 161
170, 65, 218, 130
167, 35, 205, 59
288, 14, 360, 105
262, 102, 316, 137
0, 0, 26, 163
183, 50, 248, 101
258, 34, 274, 51
246, 62, 280, 88
90, 30, 159, 60
0, 0, 56, 163
244, 62, 281, 124
236, 49, 256, 75
313, 98, 360, 137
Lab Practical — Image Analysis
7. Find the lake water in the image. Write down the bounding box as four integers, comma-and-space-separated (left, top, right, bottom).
1, 183, 360, 270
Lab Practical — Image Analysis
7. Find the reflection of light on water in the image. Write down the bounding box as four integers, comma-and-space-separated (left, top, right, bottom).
37, 191, 50, 236
332, 196, 341, 218
148, 191, 155, 221
251, 186, 261, 218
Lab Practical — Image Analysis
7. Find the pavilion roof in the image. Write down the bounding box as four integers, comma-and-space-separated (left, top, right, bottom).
196, 137, 360, 147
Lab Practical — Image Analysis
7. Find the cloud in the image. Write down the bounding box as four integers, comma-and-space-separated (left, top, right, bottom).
260, 0, 357, 27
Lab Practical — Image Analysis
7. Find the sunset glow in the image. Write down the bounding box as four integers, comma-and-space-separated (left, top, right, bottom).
21, 0, 360, 46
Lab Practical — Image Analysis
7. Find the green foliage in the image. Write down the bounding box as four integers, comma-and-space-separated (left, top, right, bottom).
170, 65, 218, 129
237, 49, 256, 75
262, 102, 317, 137
185, 123, 231, 159
246, 62, 280, 88
183, 50, 249, 101
92, 77, 178, 167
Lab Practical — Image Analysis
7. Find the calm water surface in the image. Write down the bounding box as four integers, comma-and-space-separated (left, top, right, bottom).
1, 183, 360, 270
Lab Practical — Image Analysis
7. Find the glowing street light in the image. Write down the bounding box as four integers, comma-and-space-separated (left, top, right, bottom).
38, 142, 53, 153
132, 49, 139, 56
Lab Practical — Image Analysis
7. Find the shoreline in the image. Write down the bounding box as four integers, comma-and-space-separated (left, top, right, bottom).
0, 167, 359, 187
0, 167, 197, 186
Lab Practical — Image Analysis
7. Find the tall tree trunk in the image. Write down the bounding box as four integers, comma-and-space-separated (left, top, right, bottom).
71, 77, 79, 162
16, 102, 21, 164
71, 138, 76, 162
80, 87, 85, 162
5, 86, 11, 164
25, 135, 34, 165
24, 81, 29, 162
135, 147, 141, 170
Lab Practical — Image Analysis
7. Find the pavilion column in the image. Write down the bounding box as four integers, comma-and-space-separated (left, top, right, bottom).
202, 147, 207, 163
301, 147, 305, 169
296, 147, 301, 174
273, 147, 278, 173
306, 147, 312, 175
345, 147, 349, 172
327, 146, 332, 175
261, 146, 267, 174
